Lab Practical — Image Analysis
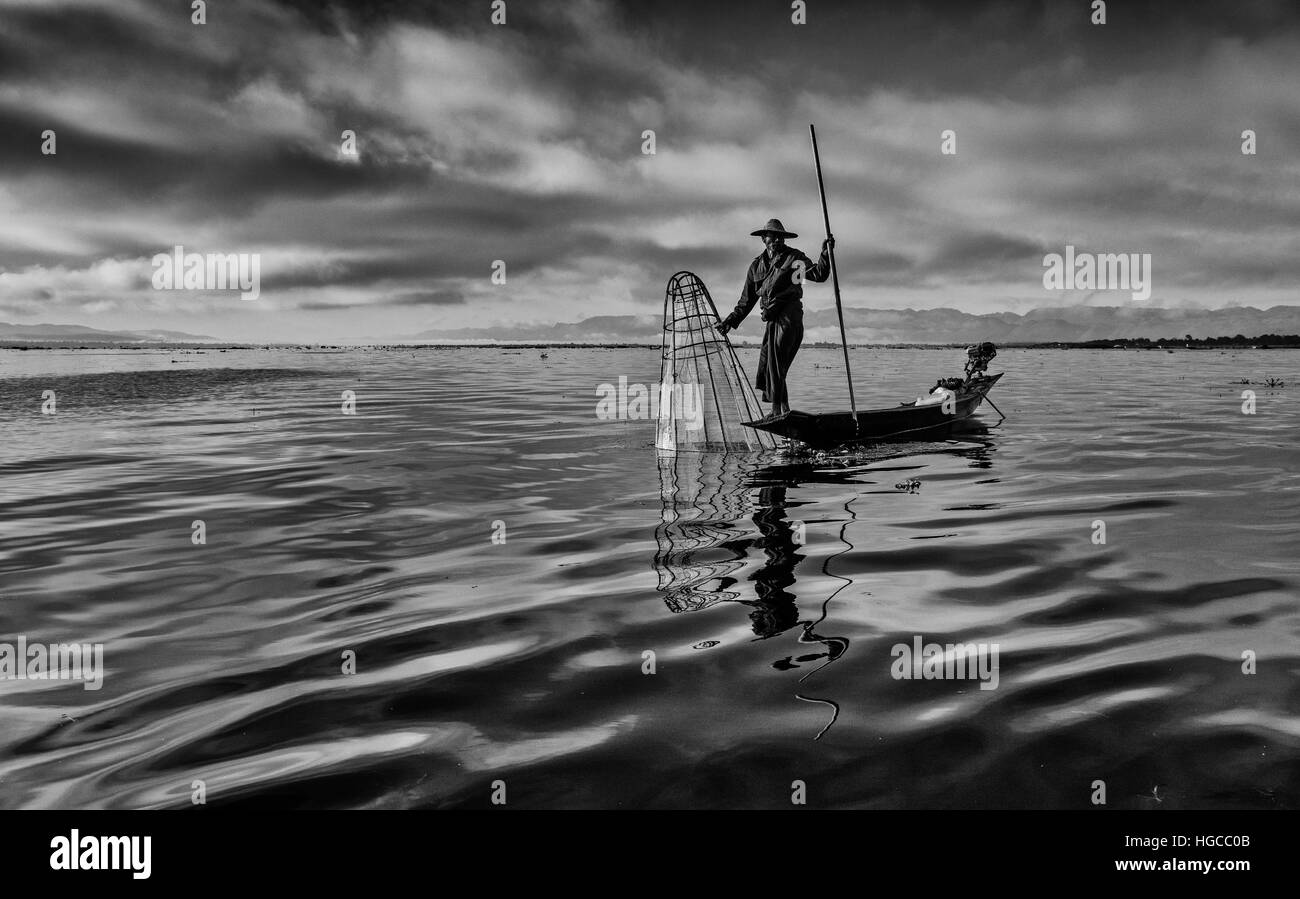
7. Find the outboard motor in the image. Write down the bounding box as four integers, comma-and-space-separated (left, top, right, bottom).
965, 342, 997, 380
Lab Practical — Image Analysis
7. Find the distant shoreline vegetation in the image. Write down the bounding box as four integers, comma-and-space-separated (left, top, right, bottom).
2, 335, 1298, 351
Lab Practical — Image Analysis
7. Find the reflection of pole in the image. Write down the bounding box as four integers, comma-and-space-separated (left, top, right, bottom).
809, 123, 858, 430
793, 492, 855, 740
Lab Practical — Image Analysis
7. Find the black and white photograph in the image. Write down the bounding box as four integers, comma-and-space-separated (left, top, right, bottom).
0, 0, 1296, 878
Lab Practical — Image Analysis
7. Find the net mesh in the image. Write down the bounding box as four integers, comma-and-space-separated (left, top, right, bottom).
655, 271, 776, 453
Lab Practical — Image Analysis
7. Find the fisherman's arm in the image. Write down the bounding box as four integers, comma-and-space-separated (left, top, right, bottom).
716, 263, 761, 333
803, 237, 835, 282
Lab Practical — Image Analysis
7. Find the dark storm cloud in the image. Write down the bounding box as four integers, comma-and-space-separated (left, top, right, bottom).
0, 4, 225, 83
384, 288, 465, 306
0, 107, 178, 182
1177, 255, 1300, 288
928, 232, 1050, 272
279, 0, 1300, 95
0, 102, 432, 215
299, 288, 465, 309
259, 254, 475, 290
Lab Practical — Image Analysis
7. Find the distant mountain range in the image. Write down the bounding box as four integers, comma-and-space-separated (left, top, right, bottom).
0, 322, 221, 344
410, 305, 1300, 345
6, 305, 1298, 346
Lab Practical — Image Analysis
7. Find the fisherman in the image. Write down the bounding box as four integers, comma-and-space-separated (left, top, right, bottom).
715, 219, 834, 418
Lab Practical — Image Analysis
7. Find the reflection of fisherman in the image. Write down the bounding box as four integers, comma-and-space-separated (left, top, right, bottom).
744, 483, 801, 638
715, 219, 834, 418
748, 478, 848, 687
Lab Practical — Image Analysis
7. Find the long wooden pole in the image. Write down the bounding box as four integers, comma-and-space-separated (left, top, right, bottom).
809, 123, 858, 428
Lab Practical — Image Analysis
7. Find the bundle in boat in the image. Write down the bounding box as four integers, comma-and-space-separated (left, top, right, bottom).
656, 271, 776, 453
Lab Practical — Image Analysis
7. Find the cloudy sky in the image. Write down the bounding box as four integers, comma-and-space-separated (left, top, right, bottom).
0, 0, 1297, 342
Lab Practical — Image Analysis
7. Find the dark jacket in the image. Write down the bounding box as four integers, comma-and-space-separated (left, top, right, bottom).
722, 243, 831, 329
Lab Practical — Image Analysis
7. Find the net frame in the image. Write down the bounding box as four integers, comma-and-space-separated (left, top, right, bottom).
655, 271, 776, 452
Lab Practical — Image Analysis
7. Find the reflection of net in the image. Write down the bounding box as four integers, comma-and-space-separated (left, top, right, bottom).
656, 271, 776, 452
654, 452, 756, 612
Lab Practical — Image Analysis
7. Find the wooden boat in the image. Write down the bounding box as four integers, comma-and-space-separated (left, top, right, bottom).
743, 372, 1003, 449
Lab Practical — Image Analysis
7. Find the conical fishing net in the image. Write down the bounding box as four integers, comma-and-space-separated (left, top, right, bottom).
655, 271, 776, 453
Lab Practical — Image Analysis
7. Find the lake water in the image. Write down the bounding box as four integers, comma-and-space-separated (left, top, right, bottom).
0, 345, 1296, 808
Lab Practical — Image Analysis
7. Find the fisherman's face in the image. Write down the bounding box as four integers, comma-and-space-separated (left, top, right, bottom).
762, 234, 784, 254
